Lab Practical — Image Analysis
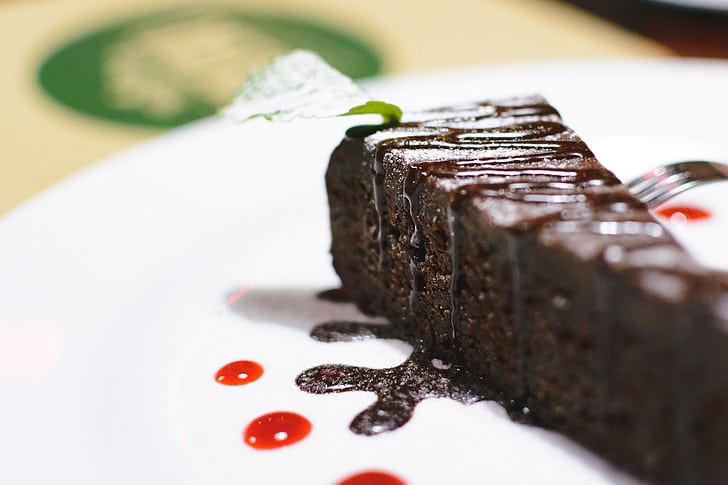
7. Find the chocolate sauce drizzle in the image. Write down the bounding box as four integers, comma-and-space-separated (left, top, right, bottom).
296, 316, 531, 436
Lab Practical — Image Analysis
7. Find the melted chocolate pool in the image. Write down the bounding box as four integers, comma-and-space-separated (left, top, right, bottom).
296, 291, 536, 436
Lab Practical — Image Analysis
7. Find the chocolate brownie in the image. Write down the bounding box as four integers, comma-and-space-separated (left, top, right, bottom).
325, 96, 728, 484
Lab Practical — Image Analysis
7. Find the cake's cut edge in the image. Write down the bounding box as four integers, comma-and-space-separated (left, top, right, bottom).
325, 95, 728, 485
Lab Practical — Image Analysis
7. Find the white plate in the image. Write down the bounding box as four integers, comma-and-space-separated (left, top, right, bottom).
2, 59, 728, 485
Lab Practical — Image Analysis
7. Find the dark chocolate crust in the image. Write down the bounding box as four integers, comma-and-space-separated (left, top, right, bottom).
325, 96, 728, 484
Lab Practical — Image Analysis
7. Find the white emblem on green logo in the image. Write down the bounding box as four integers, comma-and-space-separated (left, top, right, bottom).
38, 7, 382, 128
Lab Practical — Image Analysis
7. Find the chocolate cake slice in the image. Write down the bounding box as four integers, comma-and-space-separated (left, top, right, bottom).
325, 96, 728, 484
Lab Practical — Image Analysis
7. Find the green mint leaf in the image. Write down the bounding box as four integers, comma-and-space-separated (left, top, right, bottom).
224, 49, 369, 122
341, 101, 403, 124
224, 49, 402, 124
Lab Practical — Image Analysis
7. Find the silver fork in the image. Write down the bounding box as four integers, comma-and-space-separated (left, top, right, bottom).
627, 160, 728, 208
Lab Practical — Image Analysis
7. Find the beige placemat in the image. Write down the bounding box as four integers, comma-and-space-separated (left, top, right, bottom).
0, 0, 668, 216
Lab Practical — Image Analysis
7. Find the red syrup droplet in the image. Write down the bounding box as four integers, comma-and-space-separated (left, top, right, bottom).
337, 470, 407, 485
656, 205, 711, 223
243, 411, 312, 450
215, 360, 263, 386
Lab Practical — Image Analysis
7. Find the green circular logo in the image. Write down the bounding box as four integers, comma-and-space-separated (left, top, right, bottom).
38, 6, 382, 128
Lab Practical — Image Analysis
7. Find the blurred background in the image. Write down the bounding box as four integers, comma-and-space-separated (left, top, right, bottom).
1, 0, 727, 216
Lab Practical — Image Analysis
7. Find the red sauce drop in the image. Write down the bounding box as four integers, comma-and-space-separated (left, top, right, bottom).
243, 411, 312, 449
215, 360, 263, 386
656, 205, 711, 223
337, 471, 407, 485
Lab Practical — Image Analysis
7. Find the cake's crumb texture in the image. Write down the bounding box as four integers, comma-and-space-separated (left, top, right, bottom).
320, 96, 728, 484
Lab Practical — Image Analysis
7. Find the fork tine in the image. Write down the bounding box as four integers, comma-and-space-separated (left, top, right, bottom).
637, 178, 702, 207
628, 168, 685, 203
627, 160, 728, 208
626, 166, 668, 191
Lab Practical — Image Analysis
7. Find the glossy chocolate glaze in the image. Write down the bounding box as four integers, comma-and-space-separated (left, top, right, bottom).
304, 98, 632, 435
364, 98, 663, 401
318, 96, 728, 483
